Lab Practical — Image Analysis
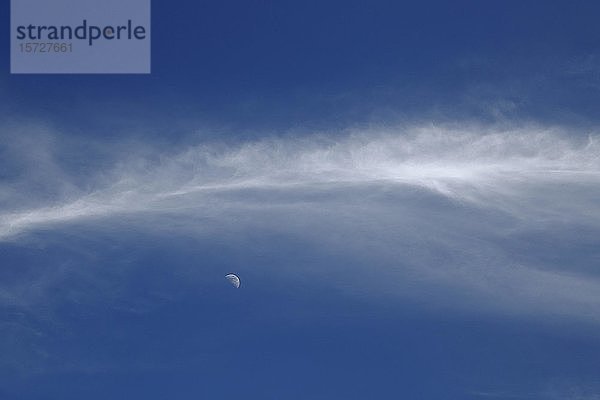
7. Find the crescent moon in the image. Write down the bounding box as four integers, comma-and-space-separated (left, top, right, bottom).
225, 273, 241, 288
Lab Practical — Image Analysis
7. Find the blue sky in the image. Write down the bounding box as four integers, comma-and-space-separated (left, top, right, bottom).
2, 1, 600, 399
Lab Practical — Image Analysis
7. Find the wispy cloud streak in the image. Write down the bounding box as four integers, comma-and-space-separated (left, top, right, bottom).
1, 123, 599, 239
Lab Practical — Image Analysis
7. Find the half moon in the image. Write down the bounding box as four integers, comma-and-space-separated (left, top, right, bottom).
225, 273, 241, 288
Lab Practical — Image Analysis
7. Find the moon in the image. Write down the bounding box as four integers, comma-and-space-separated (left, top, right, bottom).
225, 273, 241, 288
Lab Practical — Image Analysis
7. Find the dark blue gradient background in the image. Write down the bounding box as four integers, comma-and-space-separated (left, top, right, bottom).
1, 1, 600, 399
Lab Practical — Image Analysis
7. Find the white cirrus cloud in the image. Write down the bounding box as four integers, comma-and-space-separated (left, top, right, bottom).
1, 122, 600, 322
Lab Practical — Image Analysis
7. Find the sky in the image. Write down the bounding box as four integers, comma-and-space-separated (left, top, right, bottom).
1, 1, 600, 399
